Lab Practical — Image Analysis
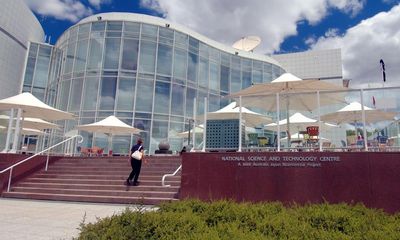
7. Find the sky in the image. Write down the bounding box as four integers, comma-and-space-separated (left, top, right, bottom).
23, 0, 400, 89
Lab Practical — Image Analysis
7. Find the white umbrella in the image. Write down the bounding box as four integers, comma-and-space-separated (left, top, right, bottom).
0, 92, 74, 121
228, 73, 346, 112
0, 126, 46, 136
197, 102, 273, 127
228, 73, 347, 148
321, 102, 397, 124
76, 115, 142, 154
321, 101, 397, 151
0, 115, 60, 130
265, 112, 337, 130
0, 92, 73, 152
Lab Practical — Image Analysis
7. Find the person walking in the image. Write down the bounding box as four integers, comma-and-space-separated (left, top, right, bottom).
126, 138, 146, 186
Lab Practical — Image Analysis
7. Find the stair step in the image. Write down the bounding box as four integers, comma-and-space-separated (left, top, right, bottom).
10, 186, 178, 198
15, 182, 180, 192
47, 166, 179, 172
24, 178, 181, 186
2, 192, 178, 205
30, 174, 180, 180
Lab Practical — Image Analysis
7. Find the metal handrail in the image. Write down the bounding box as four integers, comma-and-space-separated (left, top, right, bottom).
161, 165, 182, 187
0, 135, 83, 192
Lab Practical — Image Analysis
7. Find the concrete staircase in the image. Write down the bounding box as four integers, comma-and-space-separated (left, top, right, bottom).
1, 156, 181, 205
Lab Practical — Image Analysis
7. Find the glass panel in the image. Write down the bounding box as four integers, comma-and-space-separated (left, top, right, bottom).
188, 36, 199, 54
152, 121, 168, 138
252, 69, 262, 84
263, 63, 272, 82
103, 38, 121, 69
78, 23, 90, 39
171, 84, 185, 116
209, 62, 219, 91
58, 81, 70, 111
231, 55, 241, 69
242, 71, 252, 89
69, 78, 83, 111
138, 41, 156, 73
175, 31, 188, 49
198, 58, 209, 88
186, 87, 196, 117
64, 41, 76, 73
107, 21, 122, 31
91, 22, 105, 31
24, 57, 36, 86
141, 24, 158, 41
173, 48, 187, 80
187, 52, 198, 82
208, 94, 220, 112
199, 42, 209, 58
230, 68, 241, 93
121, 38, 139, 71
135, 79, 154, 112
87, 38, 104, 70
124, 22, 140, 32
73, 39, 88, 73
220, 65, 230, 92
33, 50, 51, 88
28, 43, 38, 57
156, 44, 172, 76
116, 77, 135, 111
154, 81, 171, 114
221, 52, 230, 66
99, 76, 117, 110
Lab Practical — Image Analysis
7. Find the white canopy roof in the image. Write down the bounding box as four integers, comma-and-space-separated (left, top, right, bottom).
228, 73, 346, 112
0, 125, 46, 136
265, 112, 336, 130
321, 101, 397, 124
0, 92, 74, 121
76, 115, 142, 135
198, 102, 272, 127
0, 115, 60, 130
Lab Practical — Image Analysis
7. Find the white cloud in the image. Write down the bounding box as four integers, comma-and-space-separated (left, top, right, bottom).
23, 0, 112, 22
88, 0, 112, 9
310, 4, 400, 88
140, 0, 365, 54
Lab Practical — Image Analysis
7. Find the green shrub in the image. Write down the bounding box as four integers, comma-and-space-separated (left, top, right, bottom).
76, 200, 400, 240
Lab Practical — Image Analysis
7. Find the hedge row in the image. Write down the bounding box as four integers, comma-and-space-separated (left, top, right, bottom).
76, 199, 400, 240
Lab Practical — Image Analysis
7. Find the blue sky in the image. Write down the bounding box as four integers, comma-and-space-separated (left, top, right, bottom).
24, 0, 400, 88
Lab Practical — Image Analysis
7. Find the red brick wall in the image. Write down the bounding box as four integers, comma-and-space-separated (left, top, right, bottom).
0, 154, 62, 194
181, 152, 400, 213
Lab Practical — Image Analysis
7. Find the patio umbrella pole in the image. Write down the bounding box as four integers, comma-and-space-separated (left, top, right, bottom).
238, 96, 242, 152
192, 98, 197, 150
286, 96, 290, 149
276, 93, 281, 152
108, 134, 112, 155
202, 97, 207, 152
11, 109, 23, 153
317, 91, 322, 151
360, 89, 368, 151
3, 108, 14, 152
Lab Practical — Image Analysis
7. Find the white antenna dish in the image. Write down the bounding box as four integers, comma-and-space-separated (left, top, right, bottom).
232, 36, 261, 52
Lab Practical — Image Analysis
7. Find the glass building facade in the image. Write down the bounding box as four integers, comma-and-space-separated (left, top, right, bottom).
23, 13, 285, 154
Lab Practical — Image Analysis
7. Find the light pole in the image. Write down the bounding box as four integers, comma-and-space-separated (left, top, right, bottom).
187, 119, 194, 147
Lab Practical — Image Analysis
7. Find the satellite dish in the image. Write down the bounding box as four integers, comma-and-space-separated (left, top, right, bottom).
232, 36, 261, 52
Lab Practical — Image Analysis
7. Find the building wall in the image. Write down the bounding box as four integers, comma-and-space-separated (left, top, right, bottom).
0, 0, 44, 99
272, 49, 342, 84
52, 13, 286, 154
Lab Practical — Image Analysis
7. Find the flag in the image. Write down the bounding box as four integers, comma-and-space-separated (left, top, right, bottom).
372, 96, 376, 108
380, 59, 386, 82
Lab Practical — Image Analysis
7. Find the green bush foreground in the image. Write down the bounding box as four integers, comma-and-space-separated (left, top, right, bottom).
76, 199, 400, 240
